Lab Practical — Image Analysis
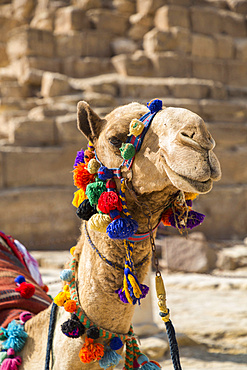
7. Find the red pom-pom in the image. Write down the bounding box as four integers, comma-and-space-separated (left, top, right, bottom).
73, 163, 95, 191
98, 191, 122, 214
84, 150, 95, 164
42, 285, 49, 293
106, 180, 116, 189
15, 282, 35, 299
161, 208, 173, 226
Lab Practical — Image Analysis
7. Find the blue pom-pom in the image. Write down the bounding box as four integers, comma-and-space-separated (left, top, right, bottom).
2, 320, 28, 352
98, 166, 114, 181
106, 217, 138, 239
99, 347, 122, 370
14, 275, 25, 284
137, 354, 161, 370
60, 269, 73, 282
147, 99, 162, 113
110, 337, 123, 350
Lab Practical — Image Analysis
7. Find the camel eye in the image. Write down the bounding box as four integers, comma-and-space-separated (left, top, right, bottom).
109, 137, 122, 148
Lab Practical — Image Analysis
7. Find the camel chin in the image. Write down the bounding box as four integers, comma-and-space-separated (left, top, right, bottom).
163, 161, 213, 194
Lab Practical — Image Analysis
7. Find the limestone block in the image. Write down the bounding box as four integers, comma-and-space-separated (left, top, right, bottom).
144, 27, 191, 54
0, 82, 30, 99
215, 34, 234, 59
195, 185, 247, 240
228, 0, 247, 14
235, 38, 247, 60
41, 72, 72, 98
55, 6, 89, 33
112, 52, 153, 77
13, 0, 36, 21
17, 56, 61, 75
192, 34, 216, 59
62, 57, 113, 78
119, 77, 170, 98
214, 147, 247, 185
82, 91, 117, 107
171, 79, 210, 99
56, 114, 88, 145
150, 52, 191, 78
7, 26, 55, 61
128, 13, 153, 40
216, 244, 247, 270
191, 7, 221, 35
17, 68, 43, 86
220, 10, 246, 37
0, 187, 80, 249
206, 122, 247, 149
137, 0, 167, 16
1, 146, 76, 188
200, 99, 247, 123
73, 0, 102, 10
192, 59, 226, 84
28, 104, 76, 121
9, 117, 56, 146
30, 11, 54, 32
158, 232, 216, 273
111, 37, 138, 55
55, 33, 84, 58
113, 0, 136, 15
87, 9, 128, 35
0, 16, 21, 43
154, 5, 190, 31
226, 60, 247, 87
0, 43, 8, 67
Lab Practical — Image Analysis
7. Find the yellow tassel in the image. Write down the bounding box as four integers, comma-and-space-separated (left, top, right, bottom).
70, 246, 76, 255
128, 274, 142, 299
123, 276, 132, 304
87, 159, 100, 174
72, 189, 87, 208
128, 119, 144, 136
184, 192, 198, 201
88, 214, 111, 233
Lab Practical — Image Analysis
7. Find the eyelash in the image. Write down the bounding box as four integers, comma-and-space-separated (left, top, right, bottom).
109, 137, 122, 148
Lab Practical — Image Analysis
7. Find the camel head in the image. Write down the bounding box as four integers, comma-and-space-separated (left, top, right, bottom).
77, 100, 221, 196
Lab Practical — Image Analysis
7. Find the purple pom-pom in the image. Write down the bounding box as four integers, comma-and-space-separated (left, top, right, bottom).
74, 149, 84, 168
186, 210, 205, 229
115, 283, 149, 305
107, 217, 138, 239
186, 199, 193, 207
15, 275, 26, 284
140, 284, 149, 299
98, 166, 114, 181
147, 99, 162, 113
115, 287, 128, 303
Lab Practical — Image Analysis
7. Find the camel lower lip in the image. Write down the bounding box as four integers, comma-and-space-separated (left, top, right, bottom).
178, 173, 212, 193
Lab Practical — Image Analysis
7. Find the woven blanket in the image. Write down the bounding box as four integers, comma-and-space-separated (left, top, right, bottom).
0, 231, 52, 327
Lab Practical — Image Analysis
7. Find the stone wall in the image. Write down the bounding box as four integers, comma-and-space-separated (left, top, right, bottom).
0, 0, 246, 248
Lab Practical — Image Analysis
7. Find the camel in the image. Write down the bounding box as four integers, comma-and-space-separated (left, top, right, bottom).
1, 100, 221, 370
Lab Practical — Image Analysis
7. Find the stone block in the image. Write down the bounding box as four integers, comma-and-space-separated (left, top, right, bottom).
41, 72, 73, 98
195, 185, 247, 240
87, 9, 128, 35
144, 27, 191, 54
73, 0, 102, 10
28, 104, 75, 121
0, 43, 8, 67
228, 0, 247, 14
235, 38, 247, 60
192, 59, 226, 84
111, 38, 138, 55
214, 147, 247, 185
55, 33, 84, 58
113, 0, 136, 15
154, 5, 190, 31
171, 79, 210, 99
216, 244, 247, 270
206, 122, 247, 149
119, 77, 170, 98
30, 11, 54, 32
192, 34, 216, 58
128, 13, 153, 40
9, 117, 56, 146
112, 52, 153, 77
13, 0, 36, 21
137, 0, 167, 16
0, 16, 21, 42
82, 91, 117, 107
62, 57, 113, 78
7, 26, 55, 61
226, 60, 247, 87
215, 34, 234, 59
55, 6, 89, 33
0, 187, 80, 249
17, 56, 61, 73
1, 146, 76, 188
220, 10, 246, 37
200, 99, 247, 123
0, 81, 30, 99
158, 232, 216, 273
17, 68, 43, 87
191, 6, 221, 35
150, 52, 191, 78
56, 114, 88, 145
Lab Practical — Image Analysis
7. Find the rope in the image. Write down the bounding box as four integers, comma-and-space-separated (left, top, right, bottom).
45, 302, 58, 370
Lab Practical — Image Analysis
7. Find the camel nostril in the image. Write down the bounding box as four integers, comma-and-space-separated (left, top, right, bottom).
181, 132, 195, 139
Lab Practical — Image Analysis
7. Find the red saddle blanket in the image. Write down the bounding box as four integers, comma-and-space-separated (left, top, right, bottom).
0, 231, 52, 327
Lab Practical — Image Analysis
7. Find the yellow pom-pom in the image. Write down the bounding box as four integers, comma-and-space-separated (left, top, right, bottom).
128, 119, 144, 136
54, 291, 67, 306
64, 299, 77, 313
184, 192, 198, 201
88, 214, 111, 233
87, 159, 100, 174
72, 189, 87, 208
70, 246, 76, 255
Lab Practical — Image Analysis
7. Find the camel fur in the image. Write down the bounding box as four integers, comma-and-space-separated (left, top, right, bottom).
16, 101, 221, 369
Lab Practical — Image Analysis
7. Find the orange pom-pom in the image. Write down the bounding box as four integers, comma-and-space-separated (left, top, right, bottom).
73, 163, 95, 191
64, 299, 77, 313
161, 208, 173, 226
84, 150, 95, 164
42, 285, 49, 293
79, 337, 104, 363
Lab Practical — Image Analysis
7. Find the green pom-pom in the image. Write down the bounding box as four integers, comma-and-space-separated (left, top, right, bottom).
86, 180, 107, 206
0, 351, 7, 364
120, 143, 135, 160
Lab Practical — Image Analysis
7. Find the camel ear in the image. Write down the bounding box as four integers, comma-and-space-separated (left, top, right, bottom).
77, 101, 105, 142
